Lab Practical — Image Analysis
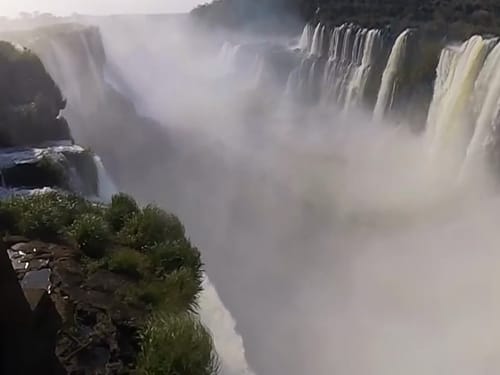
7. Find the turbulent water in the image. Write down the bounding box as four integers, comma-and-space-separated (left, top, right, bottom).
10, 15, 500, 375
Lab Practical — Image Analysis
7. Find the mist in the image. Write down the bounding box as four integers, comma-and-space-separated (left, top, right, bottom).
11, 13, 500, 375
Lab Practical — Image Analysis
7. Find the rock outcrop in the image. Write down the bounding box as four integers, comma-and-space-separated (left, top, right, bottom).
0, 42, 71, 147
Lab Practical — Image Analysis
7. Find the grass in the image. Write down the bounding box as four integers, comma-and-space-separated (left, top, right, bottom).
137, 312, 220, 375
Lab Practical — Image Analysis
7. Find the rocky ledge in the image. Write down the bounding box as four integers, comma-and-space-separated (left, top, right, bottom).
3, 236, 146, 374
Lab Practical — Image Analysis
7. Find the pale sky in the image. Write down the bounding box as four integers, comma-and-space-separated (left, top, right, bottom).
0, 0, 207, 17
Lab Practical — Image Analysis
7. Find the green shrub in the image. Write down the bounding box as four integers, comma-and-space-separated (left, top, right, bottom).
161, 268, 203, 314
0, 200, 20, 233
70, 214, 111, 258
149, 240, 203, 277
107, 248, 150, 278
119, 205, 185, 250
105, 193, 140, 232
137, 312, 220, 375
7, 192, 99, 240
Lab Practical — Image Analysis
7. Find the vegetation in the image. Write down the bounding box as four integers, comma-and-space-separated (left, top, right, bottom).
137, 313, 220, 375
192, 0, 500, 39
0, 191, 219, 374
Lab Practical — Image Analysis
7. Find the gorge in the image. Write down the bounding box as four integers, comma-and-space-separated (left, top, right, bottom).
3, 2, 500, 374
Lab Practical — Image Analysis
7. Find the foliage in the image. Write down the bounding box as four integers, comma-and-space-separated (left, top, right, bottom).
119, 205, 185, 250
107, 248, 150, 278
149, 240, 203, 277
105, 193, 139, 232
6, 191, 91, 240
0, 200, 19, 233
137, 312, 220, 375
70, 213, 111, 258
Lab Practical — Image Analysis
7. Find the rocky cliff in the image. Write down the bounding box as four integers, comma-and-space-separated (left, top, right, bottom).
0, 42, 71, 147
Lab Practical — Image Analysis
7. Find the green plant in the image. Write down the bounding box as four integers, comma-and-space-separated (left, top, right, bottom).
70, 214, 111, 258
119, 205, 185, 250
161, 268, 203, 314
149, 240, 203, 277
105, 193, 140, 232
5, 192, 103, 241
0, 200, 20, 233
107, 248, 150, 278
137, 312, 220, 375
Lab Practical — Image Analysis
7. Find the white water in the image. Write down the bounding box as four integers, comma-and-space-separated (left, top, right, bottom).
310, 23, 325, 57
93, 155, 118, 202
298, 23, 313, 52
462, 41, 500, 177
199, 277, 256, 375
344, 29, 382, 111
373, 29, 411, 121
425, 36, 493, 162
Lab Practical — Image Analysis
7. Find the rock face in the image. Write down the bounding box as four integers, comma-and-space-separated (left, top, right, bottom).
0, 239, 66, 375
1, 24, 174, 189
0, 42, 71, 147
3, 237, 147, 374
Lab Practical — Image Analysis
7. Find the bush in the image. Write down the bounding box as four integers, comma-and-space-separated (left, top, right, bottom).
70, 214, 111, 258
149, 240, 203, 277
161, 268, 203, 314
105, 193, 140, 232
119, 205, 185, 250
6, 192, 98, 240
137, 312, 220, 375
107, 248, 150, 278
0, 200, 20, 233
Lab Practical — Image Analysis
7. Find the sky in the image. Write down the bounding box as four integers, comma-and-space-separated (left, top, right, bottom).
0, 0, 207, 17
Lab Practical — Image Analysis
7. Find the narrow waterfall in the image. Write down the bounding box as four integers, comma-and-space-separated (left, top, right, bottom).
425, 36, 493, 159
199, 278, 256, 375
310, 23, 325, 57
297, 23, 313, 52
373, 29, 411, 121
461, 42, 500, 177
93, 155, 118, 202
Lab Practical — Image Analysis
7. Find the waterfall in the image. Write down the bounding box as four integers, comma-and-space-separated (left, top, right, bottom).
425, 36, 493, 159
373, 29, 411, 121
344, 29, 382, 111
199, 277, 256, 375
310, 23, 325, 57
298, 24, 313, 52
92, 155, 117, 202
461, 41, 500, 177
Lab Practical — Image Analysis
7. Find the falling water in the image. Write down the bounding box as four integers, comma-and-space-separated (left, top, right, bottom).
461, 41, 500, 177
344, 29, 382, 111
298, 23, 313, 52
310, 23, 325, 57
425, 36, 493, 159
92, 155, 118, 202
199, 277, 256, 375
373, 29, 411, 121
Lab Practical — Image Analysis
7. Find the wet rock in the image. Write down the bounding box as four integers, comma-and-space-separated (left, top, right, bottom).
22, 269, 51, 290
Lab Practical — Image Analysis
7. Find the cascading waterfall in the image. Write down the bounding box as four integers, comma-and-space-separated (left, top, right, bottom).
425, 36, 494, 159
290, 23, 385, 109
343, 29, 382, 111
373, 29, 411, 121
